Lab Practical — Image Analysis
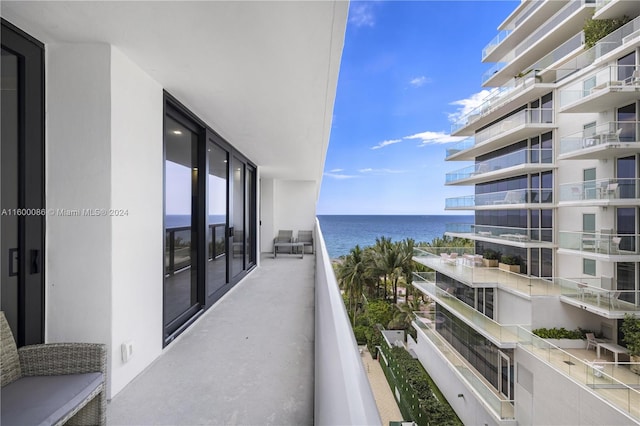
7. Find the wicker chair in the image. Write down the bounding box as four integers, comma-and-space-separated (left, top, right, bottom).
0, 311, 107, 425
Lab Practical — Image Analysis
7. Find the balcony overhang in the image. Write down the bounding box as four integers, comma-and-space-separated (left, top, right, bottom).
448, 124, 557, 161
558, 142, 640, 160
594, 0, 640, 20
557, 248, 640, 263
446, 232, 556, 249
484, 5, 594, 87
446, 202, 554, 211
559, 86, 640, 113
558, 197, 640, 208
451, 84, 555, 137
560, 296, 638, 320
446, 163, 555, 186
1, 1, 348, 189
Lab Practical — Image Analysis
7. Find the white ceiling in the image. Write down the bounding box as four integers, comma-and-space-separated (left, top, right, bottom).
2, 1, 348, 189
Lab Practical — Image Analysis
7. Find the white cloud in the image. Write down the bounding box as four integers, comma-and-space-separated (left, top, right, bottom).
409, 76, 430, 87
371, 139, 402, 150
447, 89, 497, 124
358, 168, 405, 175
349, 3, 375, 27
324, 172, 358, 180
403, 131, 466, 146
329, 168, 344, 173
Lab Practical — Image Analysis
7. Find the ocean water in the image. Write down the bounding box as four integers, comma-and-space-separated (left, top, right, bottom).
317, 215, 473, 259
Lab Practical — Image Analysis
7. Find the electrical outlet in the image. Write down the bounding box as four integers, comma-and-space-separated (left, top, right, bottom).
121, 341, 134, 363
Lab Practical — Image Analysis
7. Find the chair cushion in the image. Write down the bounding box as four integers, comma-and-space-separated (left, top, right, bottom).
0, 312, 21, 386
1, 372, 103, 426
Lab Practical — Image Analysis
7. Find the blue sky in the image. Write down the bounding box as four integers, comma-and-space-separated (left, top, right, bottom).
317, 0, 519, 215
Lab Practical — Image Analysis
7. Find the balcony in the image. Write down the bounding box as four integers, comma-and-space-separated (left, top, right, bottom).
595, 0, 640, 20
558, 277, 640, 319
558, 121, 639, 160
558, 230, 640, 261
482, 0, 564, 63
450, 75, 555, 137
108, 221, 380, 425
558, 178, 640, 206
483, 0, 595, 87
412, 247, 558, 296
559, 65, 640, 113
445, 223, 554, 248
445, 148, 554, 185
446, 188, 554, 210
412, 276, 517, 347
410, 312, 516, 421
447, 109, 555, 161
516, 328, 640, 423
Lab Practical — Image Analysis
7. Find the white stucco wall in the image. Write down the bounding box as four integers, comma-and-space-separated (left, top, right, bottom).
273, 179, 317, 241
110, 47, 164, 397
46, 43, 113, 353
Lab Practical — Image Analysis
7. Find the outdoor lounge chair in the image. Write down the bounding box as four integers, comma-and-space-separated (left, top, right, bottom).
0, 311, 107, 425
440, 252, 458, 264
586, 333, 598, 351
273, 230, 293, 254
296, 230, 314, 254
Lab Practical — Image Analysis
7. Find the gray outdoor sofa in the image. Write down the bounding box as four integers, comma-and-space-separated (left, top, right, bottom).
1, 311, 107, 426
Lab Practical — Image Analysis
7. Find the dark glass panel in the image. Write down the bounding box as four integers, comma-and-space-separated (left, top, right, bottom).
617, 207, 636, 252
616, 262, 636, 304
207, 142, 228, 298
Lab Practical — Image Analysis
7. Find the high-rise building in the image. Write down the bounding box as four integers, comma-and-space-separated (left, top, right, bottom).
411, 1, 640, 424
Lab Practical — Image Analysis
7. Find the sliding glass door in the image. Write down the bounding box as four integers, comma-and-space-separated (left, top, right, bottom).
164, 95, 257, 345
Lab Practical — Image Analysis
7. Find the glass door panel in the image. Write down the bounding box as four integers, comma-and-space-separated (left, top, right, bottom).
207, 141, 228, 302
230, 156, 245, 279
164, 115, 200, 340
246, 166, 256, 268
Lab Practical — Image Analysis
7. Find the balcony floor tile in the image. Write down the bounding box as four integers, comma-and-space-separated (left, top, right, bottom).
108, 254, 315, 425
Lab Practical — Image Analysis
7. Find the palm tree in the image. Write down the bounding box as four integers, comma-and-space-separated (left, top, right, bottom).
336, 245, 366, 325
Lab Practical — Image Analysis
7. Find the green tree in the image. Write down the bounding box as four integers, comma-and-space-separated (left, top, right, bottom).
583, 15, 631, 49
336, 245, 366, 326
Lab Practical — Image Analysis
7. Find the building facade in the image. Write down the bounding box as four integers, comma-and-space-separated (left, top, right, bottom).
411, 1, 640, 424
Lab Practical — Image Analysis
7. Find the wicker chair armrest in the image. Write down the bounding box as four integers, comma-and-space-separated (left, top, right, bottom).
18, 343, 106, 377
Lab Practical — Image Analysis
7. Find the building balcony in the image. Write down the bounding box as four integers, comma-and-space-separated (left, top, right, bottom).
559, 65, 640, 113
108, 222, 380, 425
558, 231, 640, 261
446, 188, 554, 210
595, 0, 640, 20
483, 0, 595, 87
445, 223, 555, 249
409, 312, 516, 422
558, 121, 639, 160
412, 275, 517, 347
450, 76, 555, 137
558, 277, 640, 319
481, 0, 563, 64
447, 109, 555, 161
445, 148, 554, 184
412, 247, 557, 296
558, 178, 640, 206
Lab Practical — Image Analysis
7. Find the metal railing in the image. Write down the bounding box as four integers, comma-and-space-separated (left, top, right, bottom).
445, 148, 553, 183
560, 65, 640, 109
559, 230, 640, 255
558, 178, 640, 202
314, 219, 381, 425
559, 121, 639, 155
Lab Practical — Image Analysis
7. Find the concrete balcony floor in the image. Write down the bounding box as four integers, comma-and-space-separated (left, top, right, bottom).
108, 254, 315, 425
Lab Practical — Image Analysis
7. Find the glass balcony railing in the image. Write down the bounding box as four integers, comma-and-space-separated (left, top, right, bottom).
412, 247, 558, 296
412, 280, 518, 345
411, 312, 516, 420
165, 223, 226, 276
481, 62, 507, 85
445, 137, 475, 158
557, 277, 640, 314
560, 65, 640, 109
559, 178, 640, 203
445, 148, 553, 183
595, 0, 613, 10
559, 231, 640, 255
516, 327, 640, 421
482, 30, 512, 60
554, 17, 640, 82
446, 187, 556, 209
475, 109, 554, 145
559, 121, 639, 156
445, 223, 553, 244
